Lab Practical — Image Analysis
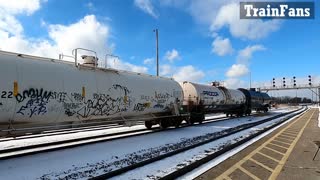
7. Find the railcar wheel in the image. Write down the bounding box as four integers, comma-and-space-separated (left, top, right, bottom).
160, 119, 169, 129
174, 119, 182, 128
246, 109, 252, 116
187, 118, 194, 125
145, 121, 153, 130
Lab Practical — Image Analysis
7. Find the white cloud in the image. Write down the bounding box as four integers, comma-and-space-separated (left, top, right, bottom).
164, 49, 181, 62
212, 36, 233, 56
1, 15, 111, 59
143, 58, 154, 65
173, 65, 205, 82
224, 44, 266, 86
226, 64, 249, 78
237, 44, 266, 64
165, 1, 280, 40
0, 0, 41, 15
162, 0, 280, 59
0, 0, 43, 36
211, 3, 280, 40
159, 0, 189, 8
85, 2, 95, 11
224, 78, 247, 89
134, 0, 158, 18
48, 15, 110, 56
111, 58, 148, 73
0, 13, 23, 36
188, 0, 227, 25
160, 64, 174, 76
0, 11, 148, 74
159, 64, 205, 82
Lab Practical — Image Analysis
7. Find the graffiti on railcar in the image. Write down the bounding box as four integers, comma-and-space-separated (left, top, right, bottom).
50, 92, 68, 103
15, 88, 52, 103
153, 104, 164, 109
141, 95, 151, 101
153, 92, 172, 109
138, 91, 175, 110
12, 84, 134, 118
63, 102, 82, 109
133, 102, 151, 112
16, 88, 53, 117
64, 84, 132, 118
17, 98, 48, 117
154, 92, 171, 102
70, 93, 84, 102
12, 85, 176, 118
65, 94, 121, 118
112, 84, 131, 95
15, 89, 69, 117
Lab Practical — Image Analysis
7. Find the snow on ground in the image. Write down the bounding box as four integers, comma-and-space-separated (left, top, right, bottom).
0, 109, 284, 151
112, 108, 306, 180
0, 124, 148, 150
0, 112, 229, 151
204, 113, 226, 120
0, 108, 296, 179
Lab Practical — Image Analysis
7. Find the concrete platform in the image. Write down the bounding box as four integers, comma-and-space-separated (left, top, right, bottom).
195, 108, 320, 180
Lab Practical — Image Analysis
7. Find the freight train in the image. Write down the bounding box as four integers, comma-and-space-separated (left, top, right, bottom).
179, 82, 270, 125
0, 50, 270, 136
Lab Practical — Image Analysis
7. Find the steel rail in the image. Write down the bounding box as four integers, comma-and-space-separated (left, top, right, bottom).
90, 108, 303, 180
0, 115, 237, 160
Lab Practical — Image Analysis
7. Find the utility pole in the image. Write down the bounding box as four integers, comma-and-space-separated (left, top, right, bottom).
154, 29, 159, 76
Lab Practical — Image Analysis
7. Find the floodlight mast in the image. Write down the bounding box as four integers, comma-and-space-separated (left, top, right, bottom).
154, 29, 159, 76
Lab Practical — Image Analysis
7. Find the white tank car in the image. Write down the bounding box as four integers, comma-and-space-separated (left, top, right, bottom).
0, 51, 184, 133
179, 82, 246, 122
221, 88, 246, 105
179, 82, 225, 106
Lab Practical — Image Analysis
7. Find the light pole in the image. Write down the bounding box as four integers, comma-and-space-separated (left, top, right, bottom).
249, 71, 252, 89
153, 29, 159, 76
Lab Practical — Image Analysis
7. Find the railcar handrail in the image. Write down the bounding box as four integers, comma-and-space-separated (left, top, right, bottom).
72, 48, 98, 68
58, 53, 75, 61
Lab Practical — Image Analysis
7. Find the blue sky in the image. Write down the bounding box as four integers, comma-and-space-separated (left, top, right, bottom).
0, 0, 319, 95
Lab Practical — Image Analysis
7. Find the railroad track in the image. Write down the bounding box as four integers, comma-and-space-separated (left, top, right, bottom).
160, 108, 307, 180
0, 114, 228, 142
0, 114, 236, 160
0, 109, 287, 142
88, 108, 305, 180
0, 123, 141, 143
0, 121, 145, 142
